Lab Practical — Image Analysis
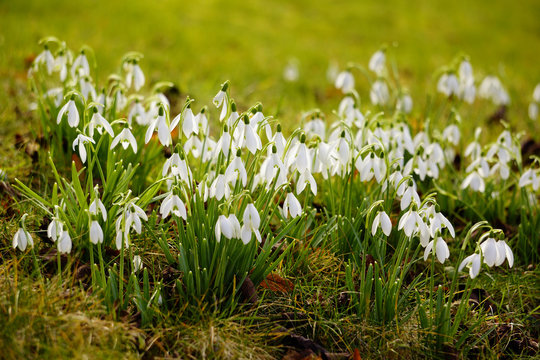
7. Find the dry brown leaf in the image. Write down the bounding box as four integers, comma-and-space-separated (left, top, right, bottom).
260, 273, 294, 293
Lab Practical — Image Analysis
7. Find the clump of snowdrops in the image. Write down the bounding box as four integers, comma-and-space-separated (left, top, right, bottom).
10, 37, 539, 350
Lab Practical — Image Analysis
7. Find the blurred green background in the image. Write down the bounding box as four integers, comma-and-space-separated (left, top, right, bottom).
1, 0, 539, 125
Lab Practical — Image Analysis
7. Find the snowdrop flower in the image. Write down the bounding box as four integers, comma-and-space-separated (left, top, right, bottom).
370, 80, 390, 106
396, 94, 413, 114
145, 106, 172, 146
261, 146, 287, 187
54, 51, 68, 81
88, 108, 114, 138
424, 237, 450, 264
282, 192, 302, 218
371, 211, 392, 237
459, 253, 481, 279
110, 125, 138, 153
304, 116, 326, 140
133, 255, 143, 272
272, 124, 287, 156
225, 150, 248, 187
79, 76, 96, 101
400, 181, 421, 210
89, 220, 104, 244
162, 152, 192, 183
210, 174, 231, 200
58, 230, 72, 254
125, 202, 148, 235
215, 215, 234, 242
128, 100, 147, 125
458, 60, 476, 103
57, 96, 79, 128
479, 76, 509, 105
89, 197, 107, 222
335, 70, 355, 93
213, 82, 229, 121
528, 84, 540, 120
356, 153, 387, 183
13, 227, 33, 251
480, 237, 514, 268
241, 115, 262, 154
71, 50, 90, 78
283, 59, 299, 82
241, 204, 262, 244
216, 125, 232, 157
461, 171, 486, 192
296, 168, 317, 195
47, 217, 63, 241
178, 105, 198, 138
437, 73, 459, 97
35, 46, 55, 74
529, 103, 539, 120
72, 133, 95, 163
442, 124, 460, 146
125, 61, 145, 91
160, 192, 187, 220
519, 168, 540, 191
368, 50, 386, 76
398, 207, 424, 238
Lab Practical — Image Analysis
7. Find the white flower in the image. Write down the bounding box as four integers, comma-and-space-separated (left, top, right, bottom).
145, 107, 172, 146
179, 106, 198, 138
160, 193, 187, 220
57, 99, 79, 128
225, 152, 248, 187
162, 153, 192, 183
133, 255, 143, 272
459, 253, 481, 279
13, 228, 33, 251
216, 126, 232, 157
370, 80, 389, 106
213, 82, 229, 121
283, 59, 299, 82
296, 168, 317, 196
241, 203, 262, 244
283, 192, 302, 219
479, 76, 509, 105
58, 230, 72, 254
424, 237, 450, 264
461, 171, 485, 192
72, 134, 95, 163
437, 73, 459, 97
210, 174, 231, 200
89, 198, 107, 221
372, 211, 392, 237
47, 217, 63, 241
110, 126, 138, 153
215, 215, 233, 242
529, 103, 538, 120
480, 238, 514, 268
129, 100, 148, 125
519, 168, 539, 191
35, 48, 55, 74
398, 208, 424, 238
71, 52, 90, 77
88, 110, 114, 138
131, 64, 144, 91
89, 220, 104, 244
396, 94, 413, 114
368, 50, 386, 76
335, 70, 355, 93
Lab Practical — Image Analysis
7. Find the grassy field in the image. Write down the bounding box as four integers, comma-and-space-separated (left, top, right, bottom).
1, 1, 539, 359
